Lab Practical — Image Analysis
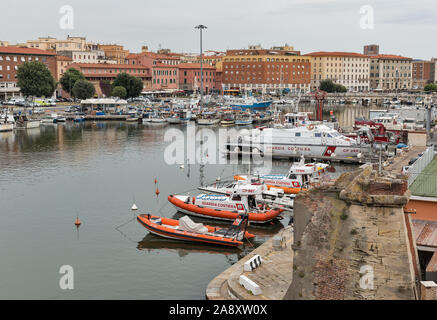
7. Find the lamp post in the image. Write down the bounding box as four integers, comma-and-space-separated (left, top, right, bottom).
195, 24, 207, 109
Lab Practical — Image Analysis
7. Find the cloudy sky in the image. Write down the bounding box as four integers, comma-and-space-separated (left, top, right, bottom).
1, 0, 436, 59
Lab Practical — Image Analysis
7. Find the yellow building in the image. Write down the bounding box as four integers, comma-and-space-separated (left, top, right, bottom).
24, 36, 96, 52
305, 52, 370, 92
98, 44, 129, 64
369, 54, 412, 91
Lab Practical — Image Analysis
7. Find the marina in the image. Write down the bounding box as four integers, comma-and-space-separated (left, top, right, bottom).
0, 115, 360, 299
1, 1, 437, 302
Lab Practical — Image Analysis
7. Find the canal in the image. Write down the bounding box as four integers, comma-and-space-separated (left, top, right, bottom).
0, 111, 360, 299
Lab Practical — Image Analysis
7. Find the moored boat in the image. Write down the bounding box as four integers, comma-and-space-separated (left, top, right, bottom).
137, 213, 255, 247
234, 156, 329, 194
168, 184, 284, 224
226, 124, 370, 161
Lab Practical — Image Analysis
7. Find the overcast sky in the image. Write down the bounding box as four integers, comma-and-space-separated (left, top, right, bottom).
1, 0, 436, 59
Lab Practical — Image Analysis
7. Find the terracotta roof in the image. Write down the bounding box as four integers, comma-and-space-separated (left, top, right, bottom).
69, 63, 148, 69
369, 54, 412, 60
413, 219, 437, 249
178, 63, 215, 69
304, 51, 368, 58
0, 46, 56, 56
129, 51, 180, 60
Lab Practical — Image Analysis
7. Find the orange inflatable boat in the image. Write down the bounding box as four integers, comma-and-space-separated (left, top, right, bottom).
168, 194, 283, 224
137, 213, 255, 247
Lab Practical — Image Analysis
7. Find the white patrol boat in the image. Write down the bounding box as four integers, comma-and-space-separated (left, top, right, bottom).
234, 156, 329, 194
168, 183, 284, 224
225, 124, 369, 162
198, 179, 295, 212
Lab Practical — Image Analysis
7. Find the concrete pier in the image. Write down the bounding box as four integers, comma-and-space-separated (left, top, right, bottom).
206, 226, 294, 300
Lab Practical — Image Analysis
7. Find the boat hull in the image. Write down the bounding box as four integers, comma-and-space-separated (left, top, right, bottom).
197, 119, 220, 125
137, 215, 253, 247
233, 101, 272, 110
0, 123, 14, 132
168, 195, 283, 224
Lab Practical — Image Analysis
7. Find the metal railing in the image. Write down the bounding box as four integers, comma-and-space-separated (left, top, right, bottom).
406, 146, 434, 187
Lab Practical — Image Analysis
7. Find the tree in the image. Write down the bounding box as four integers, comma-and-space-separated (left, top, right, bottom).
112, 72, 143, 98
60, 68, 86, 96
16, 61, 56, 97
319, 79, 336, 93
319, 79, 348, 93
111, 86, 127, 99
334, 84, 348, 93
424, 83, 437, 92
72, 80, 95, 100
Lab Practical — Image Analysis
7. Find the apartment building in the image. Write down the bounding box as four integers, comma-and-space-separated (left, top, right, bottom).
178, 63, 217, 93
98, 44, 130, 64
221, 45, 311, 93
126, 50, 179, 91
67, 63, 152, 96
412, 60, 436, 89
369, 54, 412, 91
304, 52, 370, 92
0, 47, 56, 99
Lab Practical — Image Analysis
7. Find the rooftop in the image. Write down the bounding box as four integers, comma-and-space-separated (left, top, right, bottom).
413, 219, 437, 250
69, 63, 148, 69
304, 51, 368, 58
410, 159, 437, 198
370, 54, 412, 60
0, 46, 56, 56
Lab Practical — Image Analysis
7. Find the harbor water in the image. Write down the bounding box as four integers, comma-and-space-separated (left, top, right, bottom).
0, 110, 361, 299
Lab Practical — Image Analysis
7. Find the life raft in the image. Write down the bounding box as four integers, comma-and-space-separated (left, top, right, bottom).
137, 214, 255, 247
168, 195, 283, 224
266, 184, 307, 194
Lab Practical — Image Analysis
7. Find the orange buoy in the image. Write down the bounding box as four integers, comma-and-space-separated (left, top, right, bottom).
154, 178, 157, 184
155, 188, 160, 196
74, 217, 81, 227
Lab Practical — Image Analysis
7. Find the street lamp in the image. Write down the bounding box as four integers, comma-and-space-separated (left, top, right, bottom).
195, 24, 207, 109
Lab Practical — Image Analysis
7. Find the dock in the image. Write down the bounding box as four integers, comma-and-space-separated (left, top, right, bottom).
206, 226, 294, 300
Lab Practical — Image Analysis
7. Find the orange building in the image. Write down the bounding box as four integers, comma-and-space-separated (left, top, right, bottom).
67, 63, 152, 96
98, 44, 129, 64
0, 46, 57, 98
221, 45, 311, 93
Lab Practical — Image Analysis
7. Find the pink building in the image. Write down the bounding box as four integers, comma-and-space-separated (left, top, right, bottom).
127, 52, 179, 91
178, 63, 217, 93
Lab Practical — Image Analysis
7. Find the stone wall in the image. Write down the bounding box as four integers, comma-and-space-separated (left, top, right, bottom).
285, 165, 419, 300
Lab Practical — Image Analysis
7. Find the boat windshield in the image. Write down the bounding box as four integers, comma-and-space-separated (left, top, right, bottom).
248, 195, 257, 209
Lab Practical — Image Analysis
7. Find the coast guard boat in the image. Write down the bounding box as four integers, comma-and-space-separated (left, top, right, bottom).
137, 213, 255, 248
168, 184, 284, 224
198, 179, 295, 212
225, 124, 370, 161
234, 156, 329, 194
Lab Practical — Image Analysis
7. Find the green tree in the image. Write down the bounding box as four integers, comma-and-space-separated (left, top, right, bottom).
334, 84, 348, 93
16, 61, 56, 97
60, 68, 86, 96
112, 72, 143, 98
72, 80, 95, 100
111, 86, 127, 99
424, 83, 437, 92
319, 79, 336, 93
